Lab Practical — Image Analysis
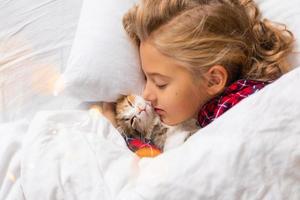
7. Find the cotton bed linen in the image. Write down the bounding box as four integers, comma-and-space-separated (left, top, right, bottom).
1, 0, 300, 199
0, 0, 83, 123
0, 67, 299, 199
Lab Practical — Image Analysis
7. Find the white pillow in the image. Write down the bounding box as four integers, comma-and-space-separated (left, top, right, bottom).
61, 0, 144, 102
61, 0, 300, 102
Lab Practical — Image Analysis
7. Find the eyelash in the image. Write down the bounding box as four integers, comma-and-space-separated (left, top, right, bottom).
144, 75, 168, 89
156, 84, 167, 89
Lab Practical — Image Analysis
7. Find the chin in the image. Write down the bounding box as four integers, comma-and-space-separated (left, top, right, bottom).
161, 117, 181, 126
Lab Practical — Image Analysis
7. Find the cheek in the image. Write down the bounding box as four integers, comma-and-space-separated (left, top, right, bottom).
165, 87, 201, 118
175, 97, 198, 114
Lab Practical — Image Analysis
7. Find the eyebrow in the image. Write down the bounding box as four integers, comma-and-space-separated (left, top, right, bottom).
147, 72, 170, 79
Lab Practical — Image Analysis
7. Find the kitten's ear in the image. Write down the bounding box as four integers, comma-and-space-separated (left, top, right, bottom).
116, 95, 127, 103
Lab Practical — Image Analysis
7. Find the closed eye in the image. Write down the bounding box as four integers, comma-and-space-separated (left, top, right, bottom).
130, 117, 135, 126
123, 116, 136, 126
126, 97, 134, 107
156, 84, 168, 89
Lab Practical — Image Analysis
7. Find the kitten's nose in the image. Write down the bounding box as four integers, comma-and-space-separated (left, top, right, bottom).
138, 106, 146, 114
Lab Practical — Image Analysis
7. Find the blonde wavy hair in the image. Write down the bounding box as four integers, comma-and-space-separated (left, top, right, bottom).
123, 0, 294, 83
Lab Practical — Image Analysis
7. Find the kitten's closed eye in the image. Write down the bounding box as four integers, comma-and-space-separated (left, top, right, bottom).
126, 96, 134, 107
129, 116, 136, 126
123, 117, 135, 126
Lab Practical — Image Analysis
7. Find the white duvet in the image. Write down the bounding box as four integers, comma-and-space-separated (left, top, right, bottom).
1, 68, 300, 200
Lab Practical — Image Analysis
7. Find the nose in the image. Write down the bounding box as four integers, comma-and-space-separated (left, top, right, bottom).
142, 83, 156, 103
137, 106, 146, 114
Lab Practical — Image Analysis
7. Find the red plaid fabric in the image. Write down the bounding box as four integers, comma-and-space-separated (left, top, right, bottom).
198, 79, 269, 128
124, 136, 159, 152
125, 79, 270, 151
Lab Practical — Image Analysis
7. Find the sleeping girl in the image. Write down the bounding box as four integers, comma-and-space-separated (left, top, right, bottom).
101, 0, 294, 155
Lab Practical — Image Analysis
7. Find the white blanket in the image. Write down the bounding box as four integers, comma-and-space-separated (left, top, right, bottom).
1, 68, 300, 199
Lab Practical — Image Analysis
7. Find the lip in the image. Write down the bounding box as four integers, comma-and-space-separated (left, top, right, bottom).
154, 107, 164, 115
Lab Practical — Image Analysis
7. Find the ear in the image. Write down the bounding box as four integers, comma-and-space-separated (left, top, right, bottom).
204, 65, 228, 96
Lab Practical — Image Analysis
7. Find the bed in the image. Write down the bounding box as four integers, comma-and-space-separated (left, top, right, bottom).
0, 0, 299, 199
0, 0, 83, 122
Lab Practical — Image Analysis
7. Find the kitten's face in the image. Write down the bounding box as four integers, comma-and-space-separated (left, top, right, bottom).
116, 95, 158, 136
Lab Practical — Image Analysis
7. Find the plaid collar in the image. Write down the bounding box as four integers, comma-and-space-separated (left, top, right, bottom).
198, 79, 270, 128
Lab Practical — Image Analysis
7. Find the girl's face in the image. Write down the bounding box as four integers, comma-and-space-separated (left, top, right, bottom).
140, 41, 212, 125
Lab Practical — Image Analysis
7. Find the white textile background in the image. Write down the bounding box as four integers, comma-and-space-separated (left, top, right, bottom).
1, 0, 300, 122
0, 0, 83, 122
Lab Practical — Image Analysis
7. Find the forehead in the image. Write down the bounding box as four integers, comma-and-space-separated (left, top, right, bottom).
139, 41, 186, 77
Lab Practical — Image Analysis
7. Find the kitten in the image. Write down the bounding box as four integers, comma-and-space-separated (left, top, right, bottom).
115, 94, 200, 151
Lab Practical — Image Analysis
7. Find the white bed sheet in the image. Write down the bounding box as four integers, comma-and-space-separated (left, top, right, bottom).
0, 0, 299, 199
0, 0, 83, 122
0, 67, 300, 200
